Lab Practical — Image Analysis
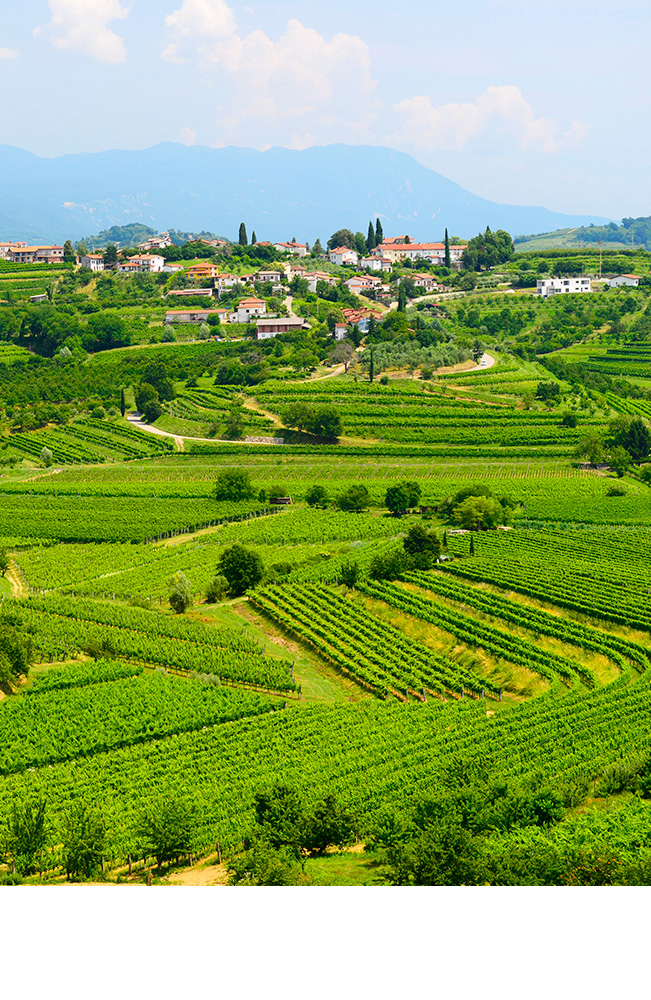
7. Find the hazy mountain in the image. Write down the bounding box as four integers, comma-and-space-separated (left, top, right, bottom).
0, 142, 611, 245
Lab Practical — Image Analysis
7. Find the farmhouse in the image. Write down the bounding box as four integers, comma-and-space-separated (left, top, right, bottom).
345, 275, 382, 293
255, 317, 306, 339
8, 245, 64, 264
608, 274, 640, 288
185, 262, 220, 281
333, 323, 348, 341
164, 308, 227, 324
166, 288, 214, 298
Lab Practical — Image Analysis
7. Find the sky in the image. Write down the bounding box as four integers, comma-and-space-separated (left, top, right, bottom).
1, 0, 650, 219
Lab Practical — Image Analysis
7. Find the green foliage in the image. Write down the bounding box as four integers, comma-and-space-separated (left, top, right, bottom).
205, 574, 230, 603
60, 800, 107, 880
403, 524, 441, 568
338, 560, 360, 589
336, 485, 371, 512
137, 795, 198, 870
327, 229, 355, 251
6, 797, 48, 875
238, 223, 248, 247
218, 544, 264, 595
305, 485, 329, 507
214, 469, 255, 502
385, 481, 421, 515
169, 571, 193, 614
462, 227, 515, 271
0, 620, 34, 685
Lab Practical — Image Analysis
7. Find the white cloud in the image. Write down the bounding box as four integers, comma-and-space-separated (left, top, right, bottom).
0, 47, 19, 60
392, 86, 588, 154
179, 126, 197, 146
161, 1, 377, 145
35, 0, 129, 64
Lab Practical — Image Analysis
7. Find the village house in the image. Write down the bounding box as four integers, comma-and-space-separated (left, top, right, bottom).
124, 253, 166, 273
273, 241, 308, 258
345, 275, 383, 293
329, 246, 359, 266
608, 274, 640, 288
306, 271, 338, 293
8, 245, 64, 264
255, 316, 306, 339
412, 273, 440, 292
333, 323, 348, 341
0, 241, 27, 259
137, 233, 173, 251
537, 277, 592, 298
164, 308, 227, 324
361, 256, 393, 273
371, 241, 465, 265
231, 297, 267, 323
185, 262, 220, 281
81, 253, 105, 272
256, 269, 284, 283
216, 273, 245, 295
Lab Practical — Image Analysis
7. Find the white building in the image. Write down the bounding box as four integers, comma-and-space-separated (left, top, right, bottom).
231, 297, 267, 323
124, 253, 166, 273
333, 324, 348, 341
608, 274, 640, 288
8, 245, 64, 264
361, 256, 393, 273
273, 241, 308, 258
371, 241, 465, 265
537, 277, 592, 298
412, 273, 440, 293
81, 254, 105, 272
329, 246, 359, 266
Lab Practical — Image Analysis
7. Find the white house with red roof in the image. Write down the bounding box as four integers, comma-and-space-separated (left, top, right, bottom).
273, 241, 308, 258
345, 275, 383, 293
412, 273, 441, 292
231, 296, 267, 323
329, 246, 359, 266
123, 253, 166, 273
8, 245, 64, 264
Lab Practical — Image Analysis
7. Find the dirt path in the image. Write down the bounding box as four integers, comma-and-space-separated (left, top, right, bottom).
241, 397, 283, 428
6, 560, 27, 598
164, 853, 229, 887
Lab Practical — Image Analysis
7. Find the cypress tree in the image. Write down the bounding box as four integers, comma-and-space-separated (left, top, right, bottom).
469, 534, 475, 555
366, 221, 376, 252
375, 218, 384, 244
369, 346, 375, 383
238, 223, 248, 246
398, 283, 407, 312
120, 388, 126, 418
444, 228, 450, 268
251, 231, 257, 245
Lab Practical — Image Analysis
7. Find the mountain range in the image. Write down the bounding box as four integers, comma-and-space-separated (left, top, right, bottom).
0, 143, 611, 245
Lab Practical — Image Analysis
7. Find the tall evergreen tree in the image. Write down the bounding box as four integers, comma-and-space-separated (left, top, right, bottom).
444, 228, 451, 268
369, 346, 375, 383
251, 231, 257, 245
375, 218, 384, 244
366, 221, 376, 252
238, 223, 248, 246
120, 388, 126, 418
313, 238, 324, 255
63, 239, 75, 263
398, 283, 407, 312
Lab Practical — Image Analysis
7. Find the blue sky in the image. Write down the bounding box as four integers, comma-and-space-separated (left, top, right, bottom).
2, 0, 649, 219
